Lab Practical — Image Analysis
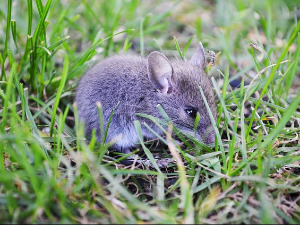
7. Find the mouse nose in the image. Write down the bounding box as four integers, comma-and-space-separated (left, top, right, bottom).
205, 131, 215, 144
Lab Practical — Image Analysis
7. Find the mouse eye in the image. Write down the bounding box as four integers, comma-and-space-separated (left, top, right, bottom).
184, 107, 198, 118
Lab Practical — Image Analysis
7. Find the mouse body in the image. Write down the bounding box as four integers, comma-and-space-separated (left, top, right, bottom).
75, 43, 217, 153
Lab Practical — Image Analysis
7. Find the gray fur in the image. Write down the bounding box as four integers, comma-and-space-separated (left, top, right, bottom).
75, 43, 217, 152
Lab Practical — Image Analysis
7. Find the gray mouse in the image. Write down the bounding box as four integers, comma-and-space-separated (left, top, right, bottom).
75, 42, 217, 154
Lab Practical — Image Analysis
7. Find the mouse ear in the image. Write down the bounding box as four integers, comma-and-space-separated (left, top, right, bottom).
147, 51, 174, 94
190, 42, 206, 68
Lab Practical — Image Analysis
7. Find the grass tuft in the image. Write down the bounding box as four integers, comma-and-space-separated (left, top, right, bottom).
0, 0, 300, 223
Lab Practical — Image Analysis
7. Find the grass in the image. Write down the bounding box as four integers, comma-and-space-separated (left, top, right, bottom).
1, 0, 300, 223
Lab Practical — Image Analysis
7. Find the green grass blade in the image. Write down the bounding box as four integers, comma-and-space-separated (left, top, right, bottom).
183, 35, 195, 57
134, 120, 161, 173
173, 36, 184, 60
232, 88, 300, 175
103, 101, 120, 143
50, 53, 69, 136
23, 88, 49, 158
285, 34, 300, 96
1, 0, 12, 80
246, 21, 300, 139
199, 86, 227, 169
11, 20, 19, 52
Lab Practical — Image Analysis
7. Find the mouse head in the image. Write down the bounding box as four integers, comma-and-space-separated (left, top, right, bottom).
147, 42, 217, 144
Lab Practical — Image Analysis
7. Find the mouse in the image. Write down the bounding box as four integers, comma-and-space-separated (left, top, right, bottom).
75, 42, 217, 154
